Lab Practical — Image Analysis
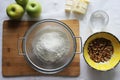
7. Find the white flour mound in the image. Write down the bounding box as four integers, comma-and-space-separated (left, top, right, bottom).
32, 27, 70, 62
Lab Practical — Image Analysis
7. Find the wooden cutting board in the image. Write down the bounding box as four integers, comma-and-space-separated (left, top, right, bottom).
2, 20, 80, 77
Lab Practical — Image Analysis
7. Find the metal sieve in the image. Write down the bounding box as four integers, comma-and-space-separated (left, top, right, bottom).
17, 19, 81, 74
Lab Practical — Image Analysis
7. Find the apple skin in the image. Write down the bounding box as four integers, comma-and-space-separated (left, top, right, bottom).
26, 1, 42, 18
15, 0, 29, 8
6, 3, 24, 20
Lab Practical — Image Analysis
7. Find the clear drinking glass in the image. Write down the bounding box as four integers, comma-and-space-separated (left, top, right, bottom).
90, 10, 109, 33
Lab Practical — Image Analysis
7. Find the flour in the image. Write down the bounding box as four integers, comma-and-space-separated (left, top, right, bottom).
32, 26, 70, 62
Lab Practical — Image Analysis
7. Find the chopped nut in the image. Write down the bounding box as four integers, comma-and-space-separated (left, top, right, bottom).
88, 38, 113, 63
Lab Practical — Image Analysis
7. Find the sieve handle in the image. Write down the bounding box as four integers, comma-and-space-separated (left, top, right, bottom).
74, 36, 83, 54
17, 37, 25, 55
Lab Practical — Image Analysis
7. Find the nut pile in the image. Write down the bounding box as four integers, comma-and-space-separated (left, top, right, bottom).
88, 38, 113, 63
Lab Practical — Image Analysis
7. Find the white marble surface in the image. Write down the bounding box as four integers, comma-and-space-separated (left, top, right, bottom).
0, 0, 120, 80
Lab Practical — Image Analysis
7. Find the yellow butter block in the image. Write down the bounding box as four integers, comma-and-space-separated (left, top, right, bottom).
66, 0, 73, 5
72, 0, 89, 14
65, 4, 72, 12
84, 0, 89, 4
65, 0, 73, 12
65, 0, 89, 14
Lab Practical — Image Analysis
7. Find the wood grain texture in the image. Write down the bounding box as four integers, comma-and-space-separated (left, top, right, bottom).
2, 20, 80, 77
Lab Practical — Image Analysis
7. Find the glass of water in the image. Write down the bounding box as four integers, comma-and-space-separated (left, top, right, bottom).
90, 10, 109, 33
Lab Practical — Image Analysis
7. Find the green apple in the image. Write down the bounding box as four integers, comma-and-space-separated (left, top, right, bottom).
15, 0, 29, 8
6, 3, 24, 19
26, 1, 42, 18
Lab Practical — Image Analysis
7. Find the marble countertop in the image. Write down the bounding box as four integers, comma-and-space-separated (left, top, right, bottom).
0, 0, 120, 80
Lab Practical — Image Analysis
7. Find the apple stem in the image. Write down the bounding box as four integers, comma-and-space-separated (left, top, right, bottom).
31, 4, 35, 7
11, 8, 15, 12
